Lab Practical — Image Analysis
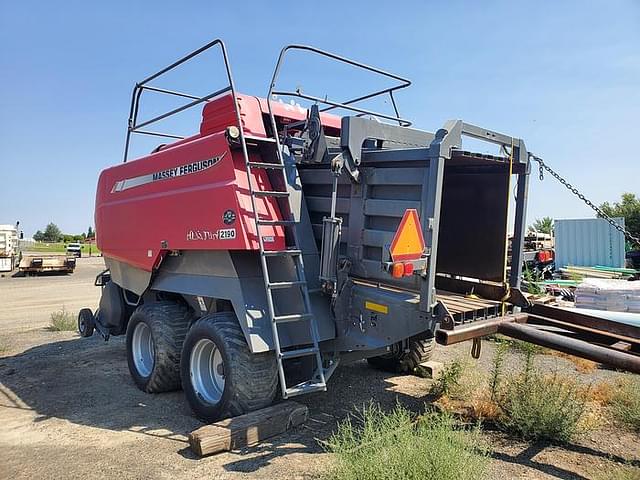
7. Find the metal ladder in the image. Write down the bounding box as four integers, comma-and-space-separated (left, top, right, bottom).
243, 135, 327, 399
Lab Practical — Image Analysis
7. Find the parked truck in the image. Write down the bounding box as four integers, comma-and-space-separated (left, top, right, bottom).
79, 40, 539, 422
0, 224, 18, 272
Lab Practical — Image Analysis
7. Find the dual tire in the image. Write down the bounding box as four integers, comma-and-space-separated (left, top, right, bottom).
125, 304, 278, 422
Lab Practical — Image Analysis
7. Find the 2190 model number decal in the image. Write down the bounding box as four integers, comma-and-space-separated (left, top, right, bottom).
218, 228, 236, 240
187, 228, 236, 241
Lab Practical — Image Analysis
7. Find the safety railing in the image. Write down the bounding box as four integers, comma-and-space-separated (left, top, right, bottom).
122, 39, 242, 162
266, 44, 413, 133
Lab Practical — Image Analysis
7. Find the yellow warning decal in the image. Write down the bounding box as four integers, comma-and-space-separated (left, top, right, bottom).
365, 301, 389, 314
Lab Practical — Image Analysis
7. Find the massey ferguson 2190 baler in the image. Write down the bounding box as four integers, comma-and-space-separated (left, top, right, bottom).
79, 40, 533, 422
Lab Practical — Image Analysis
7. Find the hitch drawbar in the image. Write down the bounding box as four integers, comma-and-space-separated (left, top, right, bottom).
435, 306, 640, 374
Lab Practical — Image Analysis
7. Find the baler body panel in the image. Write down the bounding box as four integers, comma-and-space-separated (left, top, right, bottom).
96, 126, 285, 272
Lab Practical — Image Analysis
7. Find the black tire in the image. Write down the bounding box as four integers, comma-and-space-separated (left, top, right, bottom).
181, 312, 278, 422
78, 308, 95, 337
367, 332, 435, 373
126, 301, 192, 393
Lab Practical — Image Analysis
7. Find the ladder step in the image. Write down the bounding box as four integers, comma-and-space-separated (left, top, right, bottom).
248, 161, 284, 170
279, 346, 319, 360
268, 280, 306, 290
262, 249, 302, 257
273, 313, 313, 323
285, 381, 327, 398
254, 190, 289, 198
257, 219, 296, 226
243, 134, 277, 143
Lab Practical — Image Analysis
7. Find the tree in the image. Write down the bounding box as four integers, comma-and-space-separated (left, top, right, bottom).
87, 226, 94, 239
599, 193, 640, 247
42, 223, 62, 242
33, 230, 44, 242
530, 217, 554, 235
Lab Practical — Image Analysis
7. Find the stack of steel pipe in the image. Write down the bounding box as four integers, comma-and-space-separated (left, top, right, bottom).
435, 304, 640, 374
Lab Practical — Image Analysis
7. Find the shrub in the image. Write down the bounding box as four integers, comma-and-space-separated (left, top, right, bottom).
49, 307, 76, 332
429, 359, 464, 398
610, 376, 640, 432
323, 403, 489, 480
495, 353, 587, 442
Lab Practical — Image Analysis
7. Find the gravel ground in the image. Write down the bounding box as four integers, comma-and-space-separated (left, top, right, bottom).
0, 258, 638, 479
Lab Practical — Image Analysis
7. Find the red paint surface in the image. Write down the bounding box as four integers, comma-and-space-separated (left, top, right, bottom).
96, 92, 341, 272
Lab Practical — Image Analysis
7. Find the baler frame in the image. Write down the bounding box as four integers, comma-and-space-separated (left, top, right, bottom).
88, 38, 582, 423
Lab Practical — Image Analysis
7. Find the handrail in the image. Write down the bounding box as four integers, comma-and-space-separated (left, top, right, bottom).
123, 39, 241, 162
266, 44, 413, 130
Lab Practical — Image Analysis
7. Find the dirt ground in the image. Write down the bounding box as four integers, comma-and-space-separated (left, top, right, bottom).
0, 258, 638, 479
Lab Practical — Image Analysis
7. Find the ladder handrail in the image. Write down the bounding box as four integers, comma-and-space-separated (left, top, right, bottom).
123, 39, 237, 162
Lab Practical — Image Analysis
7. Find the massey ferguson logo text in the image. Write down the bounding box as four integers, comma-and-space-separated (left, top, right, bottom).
111, 152, 226, 193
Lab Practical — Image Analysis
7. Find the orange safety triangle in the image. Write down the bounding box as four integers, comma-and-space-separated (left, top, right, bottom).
389, 209, 426, 262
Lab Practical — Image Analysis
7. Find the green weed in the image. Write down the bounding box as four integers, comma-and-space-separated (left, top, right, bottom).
323, 403, 489, 480
49, 307, 76, 332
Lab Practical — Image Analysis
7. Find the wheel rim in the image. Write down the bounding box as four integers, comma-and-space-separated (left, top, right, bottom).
132, 322, 155, 377
190, 338, 225, 405
78, 317, 86, 334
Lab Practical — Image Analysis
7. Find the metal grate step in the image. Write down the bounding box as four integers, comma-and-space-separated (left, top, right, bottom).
257, 219, 296, 226
254, 190, 289, 198
267, 280, 306, 289
248, 161, 284, 169
262, 249, 302, 257
243, 135, 277, 143
285, 381, 327, 397
273, 313, 313, 323
279, 346, 319, 360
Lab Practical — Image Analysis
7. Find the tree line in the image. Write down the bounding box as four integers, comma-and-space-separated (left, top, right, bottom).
529, 193, 639, 250
33, 223, 95, 243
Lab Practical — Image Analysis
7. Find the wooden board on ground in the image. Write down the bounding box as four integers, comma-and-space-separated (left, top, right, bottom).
189, 401, 309, 457
413, 360, 443, 379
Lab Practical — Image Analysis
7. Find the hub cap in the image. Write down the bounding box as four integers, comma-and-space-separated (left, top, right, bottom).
190, 338, 225, 405
132, 322, 155, 377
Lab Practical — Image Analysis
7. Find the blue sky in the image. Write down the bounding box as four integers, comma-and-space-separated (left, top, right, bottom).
0, 1, 638, 237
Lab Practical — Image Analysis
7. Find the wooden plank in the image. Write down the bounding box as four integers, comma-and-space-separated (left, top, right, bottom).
188, 401, 308, 457
413, 361, 443, 379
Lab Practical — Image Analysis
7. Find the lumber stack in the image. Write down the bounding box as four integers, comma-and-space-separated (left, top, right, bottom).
560, 265, 637, 281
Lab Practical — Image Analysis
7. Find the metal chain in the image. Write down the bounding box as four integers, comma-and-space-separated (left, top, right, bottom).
529, 154, 640, 247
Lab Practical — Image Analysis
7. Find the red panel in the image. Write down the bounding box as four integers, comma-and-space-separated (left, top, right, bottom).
96, 132, 284, 271
200, 93, 267, 138
96, 91, 343, 273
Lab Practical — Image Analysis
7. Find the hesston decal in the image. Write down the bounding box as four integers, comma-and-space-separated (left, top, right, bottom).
111, 152, 227, 193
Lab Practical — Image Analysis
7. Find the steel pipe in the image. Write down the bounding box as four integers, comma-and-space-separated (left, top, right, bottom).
435, 313, 528, 345
498, 322, 640, 374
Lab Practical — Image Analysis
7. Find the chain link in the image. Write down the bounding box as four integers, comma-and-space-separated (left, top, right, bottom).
530, 154, 640, 247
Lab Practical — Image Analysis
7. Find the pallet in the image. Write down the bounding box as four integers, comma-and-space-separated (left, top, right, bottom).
189, 401, 308, 457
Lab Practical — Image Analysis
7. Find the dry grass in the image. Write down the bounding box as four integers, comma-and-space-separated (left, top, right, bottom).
0, 336, 9, 355
49, 307, 76, 332
593, 464, 640, 480
610, 375, 640, 432
545, 349, 598, 373
584, 381, 617, 405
